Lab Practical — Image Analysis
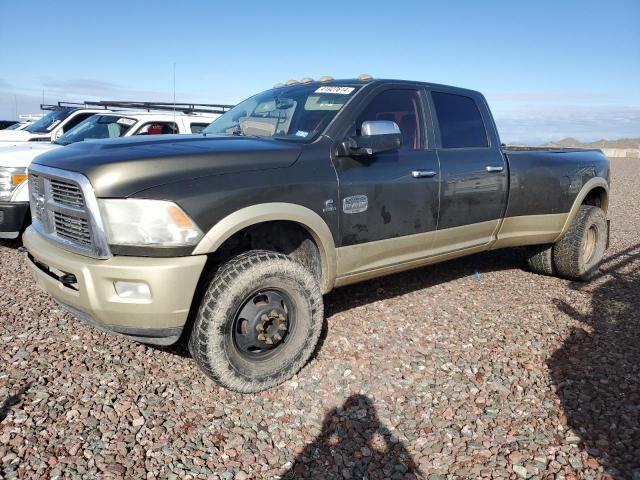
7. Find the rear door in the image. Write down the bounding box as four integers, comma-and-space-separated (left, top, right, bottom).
429, 90, 507, 251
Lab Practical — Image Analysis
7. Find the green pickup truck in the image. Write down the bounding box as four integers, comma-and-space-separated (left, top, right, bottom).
23, 77, 609, 392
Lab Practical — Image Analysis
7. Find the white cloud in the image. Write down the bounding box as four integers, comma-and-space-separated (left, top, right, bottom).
486, 91, 610, 103
494, 104, 640, 144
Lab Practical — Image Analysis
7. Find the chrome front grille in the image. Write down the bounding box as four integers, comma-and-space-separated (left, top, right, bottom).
53, 211, 92, 245
50, 178, 85, 208
28, 165, 111, 258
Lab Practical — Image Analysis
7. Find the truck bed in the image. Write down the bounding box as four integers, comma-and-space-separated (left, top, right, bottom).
500, 145, 609, 220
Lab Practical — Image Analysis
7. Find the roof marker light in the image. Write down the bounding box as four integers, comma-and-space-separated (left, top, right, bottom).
299, 77, 314, 84
358, 73, 373, 81
319, 76, 334, 83
285, 79, 299, 86
273, 83, 284, 88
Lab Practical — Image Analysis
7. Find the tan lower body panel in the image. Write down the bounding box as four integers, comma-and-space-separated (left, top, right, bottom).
23, 227, 206, 331
334, 214, 567, 287
490, 213, 568, 249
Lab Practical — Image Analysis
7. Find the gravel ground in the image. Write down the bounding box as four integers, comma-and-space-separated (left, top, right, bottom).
1, 158, 638, 480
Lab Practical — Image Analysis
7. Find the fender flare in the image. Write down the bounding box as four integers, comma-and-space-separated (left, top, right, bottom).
555, 177, 609, 241
192, 203, 337, 293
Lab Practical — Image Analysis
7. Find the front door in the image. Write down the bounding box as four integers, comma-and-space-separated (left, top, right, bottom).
333, 87, 440, 278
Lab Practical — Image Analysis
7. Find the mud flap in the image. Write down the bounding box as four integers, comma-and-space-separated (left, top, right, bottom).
606, 219, 611, 249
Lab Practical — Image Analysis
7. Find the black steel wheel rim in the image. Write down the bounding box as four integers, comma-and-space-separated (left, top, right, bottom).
232, 288, 295, 360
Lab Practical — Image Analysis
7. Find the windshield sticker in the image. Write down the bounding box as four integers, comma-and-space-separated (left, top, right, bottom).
46, 120, 61, 131
315, 86, 355, 95
295, 130, 309, 138
117, 118, 136, 126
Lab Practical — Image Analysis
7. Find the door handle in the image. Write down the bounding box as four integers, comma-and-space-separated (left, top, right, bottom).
485, 165, 504, 173
411, 170, 437, 178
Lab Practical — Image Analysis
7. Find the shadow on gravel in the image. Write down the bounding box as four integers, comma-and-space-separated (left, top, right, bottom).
0, 382, 31, 422
282, 394, 420, 479
550, 244, 640, 479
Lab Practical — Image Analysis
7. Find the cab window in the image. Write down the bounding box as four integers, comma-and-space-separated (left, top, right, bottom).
135, 122, 179, 135
431, 91, 488, 148
355, 89, 425, 150
190, 123, 209, 134
60, 112, 95, 134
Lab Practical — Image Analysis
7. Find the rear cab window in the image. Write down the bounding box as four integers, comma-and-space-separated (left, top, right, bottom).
431, 91, 488, 148
135, 122, 179, 135
190, 123, 210, 134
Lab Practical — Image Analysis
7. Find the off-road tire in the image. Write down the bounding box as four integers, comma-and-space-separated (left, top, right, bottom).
526, 244, 555, 276
188, 250, 323, 393
553, 205, 607, 281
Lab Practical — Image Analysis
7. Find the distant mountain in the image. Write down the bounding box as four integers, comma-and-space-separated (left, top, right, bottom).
543, 137, 640, 149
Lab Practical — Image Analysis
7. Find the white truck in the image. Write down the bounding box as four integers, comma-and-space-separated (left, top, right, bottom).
1, 114, 45, 131
0, 103, 111, 146
0, 101, 232, 239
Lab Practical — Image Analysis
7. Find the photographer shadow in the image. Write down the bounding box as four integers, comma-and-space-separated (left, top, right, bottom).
550, 244, 640, 478
282, 394, 420, 479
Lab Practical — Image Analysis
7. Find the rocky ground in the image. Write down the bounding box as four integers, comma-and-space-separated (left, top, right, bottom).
1, 158, 638, 480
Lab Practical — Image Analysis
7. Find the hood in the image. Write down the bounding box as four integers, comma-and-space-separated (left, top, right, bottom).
0, 130, 46, 146
31, 134, 303, 197
0, 142, 60, 168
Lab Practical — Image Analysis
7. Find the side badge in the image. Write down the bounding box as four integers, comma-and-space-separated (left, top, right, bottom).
343, 195, 368, 214
322, 199, 336, 213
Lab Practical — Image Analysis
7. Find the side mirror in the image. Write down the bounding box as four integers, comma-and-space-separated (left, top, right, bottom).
340, 120, 402, 156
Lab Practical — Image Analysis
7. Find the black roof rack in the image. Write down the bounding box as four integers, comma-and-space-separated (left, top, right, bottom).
39, 101, 234, 115
85, 101, 234, 115
40, 102, 104, 111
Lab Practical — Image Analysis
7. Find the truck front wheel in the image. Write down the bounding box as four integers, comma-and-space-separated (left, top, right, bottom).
553, 205, 607, 280
188, 250, 323, 393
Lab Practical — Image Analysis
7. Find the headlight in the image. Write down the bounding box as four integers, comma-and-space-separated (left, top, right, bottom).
98, 199, 203, 247
0, 167, 28, 200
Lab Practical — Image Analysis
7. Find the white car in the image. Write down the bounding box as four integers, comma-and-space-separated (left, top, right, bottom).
0, 106, 224, 239
0, 104, 111, 146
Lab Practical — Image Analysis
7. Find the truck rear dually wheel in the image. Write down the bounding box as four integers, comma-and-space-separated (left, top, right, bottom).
525, 244, 555, 276
188, 250, 323, 393
551, 205, 607, 281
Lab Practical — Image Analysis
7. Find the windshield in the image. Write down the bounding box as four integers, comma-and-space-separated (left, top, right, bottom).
204, 84, 360, 142
5, 123, 22, 130
55, 115, 137, 146
25, 109, 74, 133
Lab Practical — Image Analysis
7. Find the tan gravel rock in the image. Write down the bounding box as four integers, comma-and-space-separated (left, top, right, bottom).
1, 158, 638, 479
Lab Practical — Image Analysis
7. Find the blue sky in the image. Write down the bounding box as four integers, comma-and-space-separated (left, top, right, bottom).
0, 0, 638, 143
